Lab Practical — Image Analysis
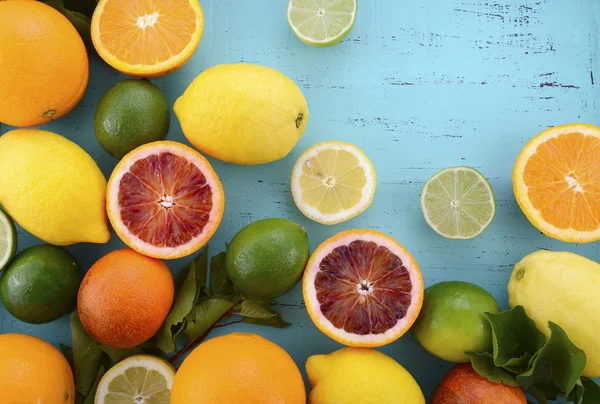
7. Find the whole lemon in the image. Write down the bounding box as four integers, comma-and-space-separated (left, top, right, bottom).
0, 129, 110, 245
508, 250, 600, 377
0, 333, 75, 404
174, 63, 309, 165
171, 332, 306, 404
306, 347, 425, 404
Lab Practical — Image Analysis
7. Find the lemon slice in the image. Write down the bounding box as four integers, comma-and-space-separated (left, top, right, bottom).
287, 0, 357, 47
0, 210, 16, 271
95, 355, 175, 404
291, 141, 376, 224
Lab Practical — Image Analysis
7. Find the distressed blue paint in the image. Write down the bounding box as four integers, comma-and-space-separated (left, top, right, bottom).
1, 0, 599, 400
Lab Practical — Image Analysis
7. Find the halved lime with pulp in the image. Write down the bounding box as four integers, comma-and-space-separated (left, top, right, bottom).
421, 167, 496, 239
287, 0, 357, 47
0, 210, 17, 271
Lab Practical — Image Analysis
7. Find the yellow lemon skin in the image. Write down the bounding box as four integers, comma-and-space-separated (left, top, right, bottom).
306, 347, 425, 404
508, 250, 600, 377
174, 63, 309, 165
0, 129, 110, 245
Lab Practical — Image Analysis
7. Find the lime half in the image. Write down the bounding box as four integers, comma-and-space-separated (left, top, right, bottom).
287, 0, 357, 47
95, 355, 175, 404
421, 167, 495, 239
0, 210, 17, 271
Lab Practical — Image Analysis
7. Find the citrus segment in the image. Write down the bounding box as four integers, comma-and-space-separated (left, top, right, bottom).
95, 355, 175, 404
91, 0, 203, 77
291, 141, 376, 224
421, 167, 495, 239
107, 141, 224, 259
287, 0, 357, 47
0, 210, 16, 271
303, 230, 424, 347
513, 123, 600, 242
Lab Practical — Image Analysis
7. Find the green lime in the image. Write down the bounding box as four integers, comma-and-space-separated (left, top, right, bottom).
421, 166, 496, 239
411, 281, 500, 363
0, 210, 17, 271
0, 244, 82, 324
287, 0, 357, 47
226, 218, 310, 300
94, 79, 170, 159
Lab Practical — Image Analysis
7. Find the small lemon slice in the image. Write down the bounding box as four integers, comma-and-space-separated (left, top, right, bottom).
95, 355, 175, 404
291, 141, 376, 224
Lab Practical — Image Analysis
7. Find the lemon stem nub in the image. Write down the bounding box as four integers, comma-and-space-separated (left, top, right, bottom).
296, 113, 304, 128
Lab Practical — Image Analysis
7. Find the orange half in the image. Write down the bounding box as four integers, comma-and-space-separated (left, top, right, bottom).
91, 0, 204, 77
513, 123, 600, 242
303, 229, 424, 347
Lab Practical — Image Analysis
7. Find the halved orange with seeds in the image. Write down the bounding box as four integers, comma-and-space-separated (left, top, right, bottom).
303, 229, 424, 347
107, 141, 224, 259
91, 0, 204, 78
513, 123, 600, 242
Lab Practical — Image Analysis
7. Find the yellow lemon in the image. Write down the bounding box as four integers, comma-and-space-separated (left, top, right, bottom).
0, 129, 109, 245
306, 347, 425, 404
508, 250, 600, 377
174, 63, 309, 165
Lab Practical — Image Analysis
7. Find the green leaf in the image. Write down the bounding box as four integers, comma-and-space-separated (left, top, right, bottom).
243, 312, 292, 329
157, 250, 210, 354
485, 306, 546, 373
100, 346, 143, 365
70, 311, 104, 397
569, 380, 586, 404
183, 298, 234, 340
582, 379, 600, 404
516, 322, 586, 397
239, 300, 277, 319
527, 386, 551, 404
82, 365, 105, 404
466, 352, 519, 387
209, 252, 234, 295
61, 344, 75, 373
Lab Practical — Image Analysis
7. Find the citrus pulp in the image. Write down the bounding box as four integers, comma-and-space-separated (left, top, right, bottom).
287, 0, 357, 47
0, 210, 17, 272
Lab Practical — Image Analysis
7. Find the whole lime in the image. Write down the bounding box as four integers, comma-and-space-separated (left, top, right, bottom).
226, 218, 310, 300
0, 244, 82, 324
411, 281, 500, 363
94, 79, 170, 159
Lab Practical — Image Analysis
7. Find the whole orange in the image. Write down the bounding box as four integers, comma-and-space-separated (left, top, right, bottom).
0, 333, 75, 404
171, 332, 306, 404
0, 1, 88, 127
77, 248, 174, 348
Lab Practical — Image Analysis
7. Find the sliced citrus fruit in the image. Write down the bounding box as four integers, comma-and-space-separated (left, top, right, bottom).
91, 0, 204, 77
291, 141, 376, 225
287, 0, 357, 47
513, 123, 600, 242
421, 167, 496, 240
107, 141, 224, 260
0, 210, 16, 271
95, 354, 175, 403
303, 229, 424, 347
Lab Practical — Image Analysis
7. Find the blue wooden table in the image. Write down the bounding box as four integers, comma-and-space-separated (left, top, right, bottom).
1, 0, 599, 401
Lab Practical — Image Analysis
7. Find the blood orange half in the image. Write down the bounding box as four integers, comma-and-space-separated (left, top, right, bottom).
107, 141, 224, 259
303, 229, 424, 347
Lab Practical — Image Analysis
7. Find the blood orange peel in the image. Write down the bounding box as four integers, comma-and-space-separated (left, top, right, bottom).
303, 229, 424, 347
107, 141, 224, 260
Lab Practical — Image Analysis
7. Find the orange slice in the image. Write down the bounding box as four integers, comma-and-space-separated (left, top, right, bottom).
513, 123, 600, 243
107, 141, 224, 259
303, 229, 424, 347
91, 0, 204, 78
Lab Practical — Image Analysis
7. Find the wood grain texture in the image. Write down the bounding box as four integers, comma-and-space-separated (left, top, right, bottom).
1, 0, 599, 400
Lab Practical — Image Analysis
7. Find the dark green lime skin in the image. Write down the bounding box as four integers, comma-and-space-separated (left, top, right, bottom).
0, 244, 82, 324
226, 218, 310, 300
94, 79, 170, 159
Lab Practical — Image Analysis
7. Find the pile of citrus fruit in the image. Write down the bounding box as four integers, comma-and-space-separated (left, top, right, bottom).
0, 0, 599, 403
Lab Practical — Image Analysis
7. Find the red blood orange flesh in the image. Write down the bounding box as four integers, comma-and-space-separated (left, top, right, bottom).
107, 141, 224, 259
303, 229, 424, 347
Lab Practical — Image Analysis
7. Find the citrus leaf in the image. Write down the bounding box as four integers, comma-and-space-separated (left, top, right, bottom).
516, 322, 586, 397
183, 298, 234, 340
582, 379, 600, 404
100, 346, 143, 365
466, 351, 519, 386
70, 311, 105, 397
243, 312, 291, 329
569, 380, 586, 404
527, 386, 551, 404
485, 306, 546, 373
82, 365, 105, 404
61, 344, 75, 373
239, 300, 277, 319
209, 252, 234, 295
